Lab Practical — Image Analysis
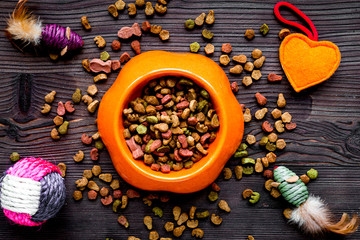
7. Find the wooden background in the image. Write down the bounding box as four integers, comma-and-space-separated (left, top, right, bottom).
0, 0, 359, 239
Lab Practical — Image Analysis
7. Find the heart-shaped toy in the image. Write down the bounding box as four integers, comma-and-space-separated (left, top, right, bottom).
279, 33, 341, 92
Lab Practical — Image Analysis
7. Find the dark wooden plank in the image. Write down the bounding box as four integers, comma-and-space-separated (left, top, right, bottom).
0, 0, 360, 239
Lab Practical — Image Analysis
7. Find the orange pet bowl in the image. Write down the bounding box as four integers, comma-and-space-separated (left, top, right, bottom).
97, 51, 244, 193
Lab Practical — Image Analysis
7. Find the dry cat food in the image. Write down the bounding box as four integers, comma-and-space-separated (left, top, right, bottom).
123, 77, 220, 173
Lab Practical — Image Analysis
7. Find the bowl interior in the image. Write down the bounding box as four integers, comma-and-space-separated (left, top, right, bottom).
117, 69, 227, 180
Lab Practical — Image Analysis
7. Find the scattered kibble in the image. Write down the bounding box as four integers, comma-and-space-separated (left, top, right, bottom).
152, 206, 163, 218
164, 222, 174, 232
244, 62, 254, 72
204, 43, 214, 55
244, 29, 255, 40
115, 0, 126, 10
128, 3, 137, 16
254, 56, 266, 68
81, 16, 91, 30
185, 19, 195, 30
221, 43, 232, 53
274, 120, 285, 133
267, 73, 282, 82
159, 30, 170, 41
57, 163, 66, 177
202, 29, 214, 40
218, 200, 231, 212
108, 4, 119, 18
73, 150, 84, 162
219, 55, 230, 66
150, 25, 162, 34
242, 76, 253, 87
144, 216, 153, 230
50, 128, 60, 140
131, 40, 141, 54
260, 23, 269, 35
94, 36, 106, 48
173, 206, 181, 221
88, 100, 100, 113
243, 108, 252, 122
230, 65, 243, 74
195, 13, 206, 26
271, 108, 282, 119
249, 192, 260, 204
205, 10, 215, 25
307, 168, 318, 180
190, 42, 200, 52
142, 21, 151, 32
210, 213, 222, 225
177, 212, 189, 225
58, 121, 69, 135
223, 167, 232, 180
208, 191, 218, 202
270, 188, 281, 198
173, 225, 186, 237
120, 52, 131, 63
73, 190, 83, 201
10, 152, 20, 162
300, 174, 310, 184
41, 103, 51, 114
196, 210, 209, 219
118, 215, 129, 228
149, 231, 159, 240
192, 228, 204, 238
255, 108, 267, 120
233, 55, 247, 64
251, 49, 262, 59
135, 0, 145, 7
234, 165, 243, 180
279, 28, 291, 40
155, 3, 167, 14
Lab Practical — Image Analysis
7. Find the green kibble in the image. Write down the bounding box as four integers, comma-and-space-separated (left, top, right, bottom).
157, 145, 170, 153
152, 207, 163, 218
145, 140, 154, 153
265, 142, 276, 152
136, 124, 147, 135
197, 100, 208, 112
307, 168, 318, 180
95, 140, 104, 150
72, 88, 82, 104
190, 42, 200, 53
200, 89, 209, 99
259, 136, 269, 146
208, 191, 218, 202
146, 116, 158, 124
184, 160, 194, 169
241, 158, 255, 165
243, 166, 254, 175
260, 23, 269, 35
238, 143, 248, 151
202, 29, 214, 40
178, 79, 194, 86
113, 199, 121, 212
196, 210, 210, 219
234, 150, 247, 158
10, 152, 20, 162
185, 19, 195, 30
249, 192, 260, 204
100, 51, 110, 61
58, 121, 69, 135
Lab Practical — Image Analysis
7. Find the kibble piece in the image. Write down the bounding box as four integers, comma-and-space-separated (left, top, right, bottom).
266, 152, 277, 163
144, 216, 153, 230
223, 167, 232, 180
221, 43, 232, 54
87, 180, 100, 191
177, 212, 188, 225
242, 189, 253, 199
185, 19, 195, 30
285, 122, 297, 131
108, 4, 119, 18
230, 65, 243, 74
251, 70, 262, 80
153, 206, 163, 218
164, 222, 174, 232
82, 95, 93, 105
128, 3, 137, 16
94, 36, 106, 48
218, 200, 231, 212
92, 165, 101, 176
307, 168, 318, 180
300, 174, 310, 184
88, 100, 100, 113
268, 133, 278, 143
57, 163, 66, 177
45, 91, 56, 104
110, 179, 120, 190
234, 165, 243, 180
233, 55, 247, 64
263, 169, 273, 178
249, 192, 260, 204
204, 43, 214, 55
274, 120, 285, 133
73, 191, 83, 201
255, 108, 268, 120
254, 56, 266, 68
251, 49, 262, 59
255, 92, 267, 106
149, 231, 159, 240
260, 23, 269, 35
115, 0, 126, 10
121, 195, 128, 209
150, 25, 162, 34
173, 206, 181, 221
173, 225, 186, 237
187, 220, 199, 229
267, 73, 282, 82
271, 108, 282, 119
262, 121, 273, 133
265, 179, 274, 191
230, 81, 239, 93
248, 235, 255, 240
270, 188, 281, 198
277, 93, 286, 108
244, 62, 254, 72
195, 13, 206, 26
276, 139, 286, 150
279, 28, 291, 40
83, 169, 93, 179
118, 215, 129, 228
58, 121, 69, 135
208, 191, 218, 202
210, 214, 222, 225
100, 187, 110, 197
41, 103, 51, 114
155, 3, 167, 14
255, 158, 264, 173
145, 2, 154, 16
242, 76, 253, 87
190, 42, 200, 53
219, 55, 230, 66
87, 85, 98, 96
281, 112, 292, 123
205, 10, 215, 25
131, 40, 141, 55
53, 115, 63, 126
159, 30, 170, 41
189, 206, 196, 219
192, 228, 204, 238
246, 134, 256, 145
120, 52, 131, 63
245, 29, 255, 40
202, 29, 214, 40
88, 190, 98, 200
50, 128, 60, 140
81, 16, 91, 30
135, 0, 145, 7
196, 210, 209, 219
99, 173, 113, 183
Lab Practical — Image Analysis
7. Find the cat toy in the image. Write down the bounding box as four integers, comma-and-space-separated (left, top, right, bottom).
0, 157, 66, 226
272, 166, 359, 235
5, 0, 83, 56
274, 2, 341, 92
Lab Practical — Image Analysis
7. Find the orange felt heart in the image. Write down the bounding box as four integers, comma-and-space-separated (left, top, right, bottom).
279, 33, 341, 92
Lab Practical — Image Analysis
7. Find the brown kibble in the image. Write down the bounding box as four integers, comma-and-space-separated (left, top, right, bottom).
205, 10, 215, 25
255, 158, 264, 173
263, 169, 273, 179
261, 157, 269, 168
118, 215, 129, 228
94, 73, 107, 83
265, 179, 274, 191
243, 108, 252, 122
244, 62, 254, 72
100, 187, 110, 197
90, 148, 99, 161
57, 101, 65, 116
242, 76, 253, 87
83, 169, 93, 179
164, 222, 174, 232
149, 231, 159, 240
121, 195, 128, 209
73, 190, 83, 201
108, 4, 119, 18
285, 122, 297, 131
159, 30, 170, 41
81, 16, 91, 30
88, 100, 99, 113
57, 163, 66, 177
277, 93, 286, 108
251, 49, 262, 59
142, 21, 151, 32
251, 70, 262, 80
221, 43, 232, 54
87, 180, 100, 191
131, 40, 141, 54
276, 139, 286, 150
283, 208, 293, 219
135, 0, 145, 7
145, 2, 154, 16
82, 59, 91, 72
110, 179, 120, 190
177, 212, 188, 225
127, 189, 140, 198
115, 0, 126, 10
111, 40, 121, 51
274, 120, 285, 133
230, 65, 243, 74
144, 216, 153, 230
189, 206, 197, 219
235, 165, 243, 180
53, 115, 63, 126
73, 150, 84, 162
204, 43, 214, 55
120, 52, 131, 63
128, 3, 137, 16
150, 25, 162, 35
266, 152, 277, 163
87, 85, 98, 96
45, 90, 56, 103
267, 73, 282, 82
155, 3, 167, 14
41, 103, 51, 114
254, 56, 266, 68
94, 36, 106, 48
64, 101, 75, 113
173, 225, 186, 237
192, 228, 204, 238
219, 55, 230, 66
270, 188, 281, 198
244, 29, 255, 40
271, 108, 282, 119
210, 214, 222, 225
50, 128, 60, 140
242, 189, 253, 199
75, 177, 88, 188
262, 121, 273, 133
82, 95, 93, 105
211, 182, 220, 192
195, 13, 206, 26
255, 108, 268, 120
92, 165, 101, 176
88, 190, 98, 200
187, 219, 199, 229
173, 206, 181, 221
248, 236, 255, 240
300, 174, 310, 184
233, 55, 247, 64
255, 92, 267, 106
268, 132, 278, 143
281, 112, 292, 123
99, 173, 112, 183
218, 200, 231, 212
279, 28, 291, 40
223, 167, 232, 180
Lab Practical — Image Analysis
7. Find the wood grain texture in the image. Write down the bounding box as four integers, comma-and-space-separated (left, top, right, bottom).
0, 0, 360, 239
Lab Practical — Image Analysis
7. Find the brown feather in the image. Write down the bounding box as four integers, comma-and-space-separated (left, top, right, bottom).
327, 214, 359, 235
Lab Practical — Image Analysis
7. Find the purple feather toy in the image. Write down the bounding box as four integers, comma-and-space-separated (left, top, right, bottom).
5, 0, 83, 56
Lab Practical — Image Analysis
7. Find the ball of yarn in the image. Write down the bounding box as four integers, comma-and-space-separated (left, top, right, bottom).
0, 157, 66, 226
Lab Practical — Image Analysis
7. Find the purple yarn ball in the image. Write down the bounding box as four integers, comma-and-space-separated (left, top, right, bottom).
41, 24, 83, 51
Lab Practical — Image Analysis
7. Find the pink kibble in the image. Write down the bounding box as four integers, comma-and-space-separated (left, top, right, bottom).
187, 116, 198, 126
156, 93, 164, 99
160, 164, 171, 173
111, 60, 121, 71
161, 111, 167, 116
178, 134, 188, 148
161, 94, 172, 104
155, 105, 163, 111
143, 134, 151, 144
153, 151, 165, 157
132, 22, 142, 37
178, 148, 193, 157
174, 149, 182, 161
89, 59, 112, 73
141, 144, 146, 151
200, 133, 211, 145
151, 163, 160, 171
57, 101, 65, 116
161, 130, 172, 139
150, 139, 162, 152
64, 101, 75, 113
176, 100, 189, 110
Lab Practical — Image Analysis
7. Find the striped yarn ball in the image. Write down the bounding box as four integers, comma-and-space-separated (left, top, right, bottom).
0, 157, 66, 226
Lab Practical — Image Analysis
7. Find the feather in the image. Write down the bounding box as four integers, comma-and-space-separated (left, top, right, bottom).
5, 0, 42, 46
289, 195, 359, 235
